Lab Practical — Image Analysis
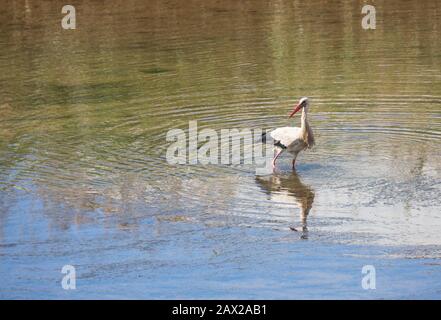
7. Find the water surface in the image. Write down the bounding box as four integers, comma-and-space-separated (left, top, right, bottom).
1, 0, 441, 299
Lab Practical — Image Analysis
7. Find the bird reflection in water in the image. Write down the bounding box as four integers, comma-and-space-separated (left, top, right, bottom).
256, 171, 315, 239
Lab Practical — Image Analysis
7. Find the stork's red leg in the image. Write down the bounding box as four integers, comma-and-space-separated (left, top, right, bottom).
272, 149, 283, 170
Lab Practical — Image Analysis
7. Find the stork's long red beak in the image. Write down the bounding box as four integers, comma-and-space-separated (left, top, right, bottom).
289, 103, 302, 118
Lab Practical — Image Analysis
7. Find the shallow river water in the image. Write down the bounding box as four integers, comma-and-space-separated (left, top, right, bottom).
1, 0, 441, 298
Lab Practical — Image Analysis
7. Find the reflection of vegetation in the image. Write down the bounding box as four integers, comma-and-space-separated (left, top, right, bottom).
47, 81, 136, 105
0, 0, 440, 230
140, 67, 173, 75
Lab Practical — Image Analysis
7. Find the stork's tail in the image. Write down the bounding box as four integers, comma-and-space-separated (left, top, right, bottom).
260, 132, 267, 144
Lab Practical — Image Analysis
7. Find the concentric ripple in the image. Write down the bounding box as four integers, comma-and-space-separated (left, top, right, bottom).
1, 0, 441, 251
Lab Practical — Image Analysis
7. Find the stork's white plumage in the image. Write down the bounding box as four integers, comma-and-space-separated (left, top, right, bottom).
270, 127, 303, 148
269, 97, 315, 170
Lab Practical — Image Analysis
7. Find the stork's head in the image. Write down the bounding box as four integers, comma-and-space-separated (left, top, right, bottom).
289, 97, 309, 118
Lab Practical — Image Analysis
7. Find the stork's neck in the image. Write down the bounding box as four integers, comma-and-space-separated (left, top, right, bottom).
300, 106, 308, 130
298, 104, 315, 148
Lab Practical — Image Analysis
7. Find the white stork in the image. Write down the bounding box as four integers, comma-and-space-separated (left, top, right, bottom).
266, 97, 315, 170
